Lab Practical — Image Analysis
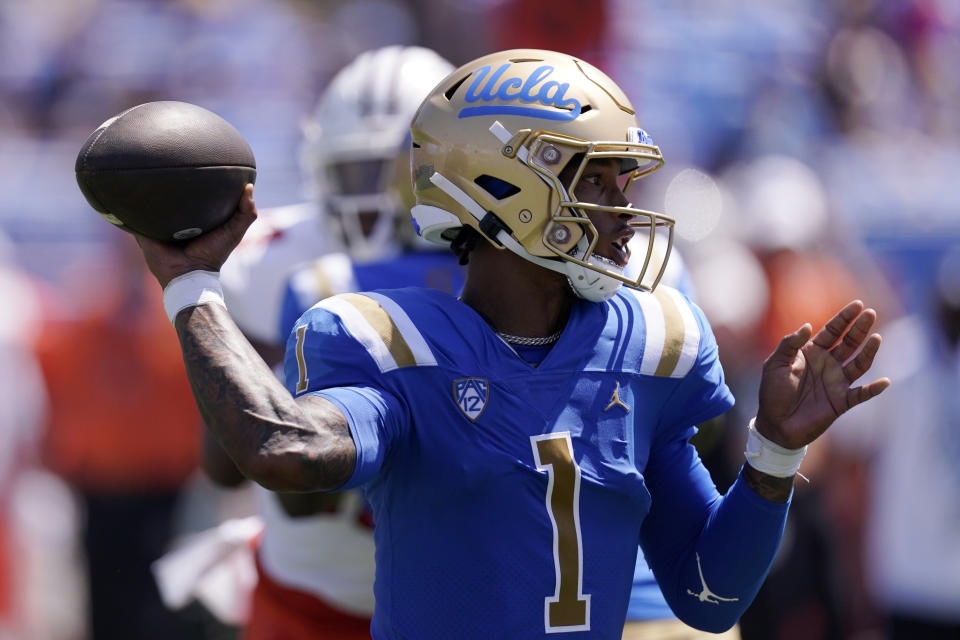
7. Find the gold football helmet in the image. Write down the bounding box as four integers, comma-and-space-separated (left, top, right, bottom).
410, 49, 675, 301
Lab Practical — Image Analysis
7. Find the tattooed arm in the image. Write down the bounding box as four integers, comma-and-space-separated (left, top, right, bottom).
130, 185, 355, 492
741, 465, 793, 503
176, 302, 356, 492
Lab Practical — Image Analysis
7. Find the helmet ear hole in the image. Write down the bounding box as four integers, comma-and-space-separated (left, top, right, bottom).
444, 74, 471, 101
474, 175, 520, 200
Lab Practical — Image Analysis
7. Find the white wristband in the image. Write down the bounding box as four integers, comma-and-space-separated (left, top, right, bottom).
162, 270, 225, 324
744, 418, 807, 478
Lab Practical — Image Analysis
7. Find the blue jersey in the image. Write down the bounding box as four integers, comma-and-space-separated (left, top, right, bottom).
284, 286, 789, 638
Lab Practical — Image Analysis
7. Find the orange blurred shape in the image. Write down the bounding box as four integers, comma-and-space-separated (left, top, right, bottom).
35, 270, 200, 492
761, 249, 861, 353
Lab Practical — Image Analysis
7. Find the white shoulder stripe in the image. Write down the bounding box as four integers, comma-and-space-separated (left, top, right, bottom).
631, 290, 666, 376
364, 292, 437, 367
627, 287, 702, 378
661, 287, 701, 377
318, 296, 399, 372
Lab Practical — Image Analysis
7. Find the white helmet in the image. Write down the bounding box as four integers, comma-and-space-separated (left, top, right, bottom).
410, 49, 674, 301
300, 46, 454, 262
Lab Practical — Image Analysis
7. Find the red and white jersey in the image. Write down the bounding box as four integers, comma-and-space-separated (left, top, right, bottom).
220, 203, 329, 346
256, 486, 375, 617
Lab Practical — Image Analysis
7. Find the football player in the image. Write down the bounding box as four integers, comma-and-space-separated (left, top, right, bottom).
208, 46, 458, 639
277, 45, 463, 347
135, 49, 889, 638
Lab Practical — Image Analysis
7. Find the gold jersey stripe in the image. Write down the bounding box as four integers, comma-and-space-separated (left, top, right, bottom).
364, 292, 437, 367
628, 286, 700, 378
653, 287, 685, 377
294, 324, 310, 393
340, 293, 418, 369
662, 286, 701, 377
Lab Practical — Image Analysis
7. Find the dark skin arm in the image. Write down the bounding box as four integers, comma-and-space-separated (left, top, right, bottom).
137, 185, 357, 493
203, 430, 247, 487
741, 466, 795, 503
197, 322, 286, 485
200, 333, 349, 516
199, 313, 349, 513
175, 289, 356, 492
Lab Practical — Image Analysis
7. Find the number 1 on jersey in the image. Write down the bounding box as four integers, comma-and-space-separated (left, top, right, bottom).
531, 432, 591, 633
294, 325, 309, 393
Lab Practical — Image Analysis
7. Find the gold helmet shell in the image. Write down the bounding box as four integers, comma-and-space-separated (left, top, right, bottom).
410, 49, 675, 299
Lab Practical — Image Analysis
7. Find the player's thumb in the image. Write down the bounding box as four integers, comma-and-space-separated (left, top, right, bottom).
237, 183, 257, 223
768, 323, 812, 365
227, 184, 257, 237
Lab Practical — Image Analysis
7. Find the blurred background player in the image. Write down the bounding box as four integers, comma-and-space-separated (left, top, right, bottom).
216, 168, 332, 371
196, 45, 460, 639
0, 229, 52, 638
277, 47, 464, 341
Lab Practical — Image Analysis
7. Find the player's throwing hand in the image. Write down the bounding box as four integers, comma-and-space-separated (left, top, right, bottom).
135, 184, 258, 288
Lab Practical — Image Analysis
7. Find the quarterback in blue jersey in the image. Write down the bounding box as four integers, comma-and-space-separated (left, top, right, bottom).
133, 49, 889, 639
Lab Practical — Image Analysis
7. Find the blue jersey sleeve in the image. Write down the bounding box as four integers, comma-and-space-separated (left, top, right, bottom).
283, 304, 410, 489
636, 296, 788, 632
640, 434, 789, 631
311, 385, 405, 490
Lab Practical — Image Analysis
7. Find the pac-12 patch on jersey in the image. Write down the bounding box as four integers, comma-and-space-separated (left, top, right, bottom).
453, 377, 489, 421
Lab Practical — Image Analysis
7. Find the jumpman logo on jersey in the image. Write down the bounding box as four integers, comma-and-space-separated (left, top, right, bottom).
604, 381, 630, 412
686, 552, 739, 604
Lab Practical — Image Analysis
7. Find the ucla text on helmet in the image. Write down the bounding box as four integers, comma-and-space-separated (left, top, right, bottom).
459, 64, 581, 121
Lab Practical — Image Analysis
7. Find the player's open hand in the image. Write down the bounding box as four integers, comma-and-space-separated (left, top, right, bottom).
754, 300, 890, 449
135, 184, 257, 288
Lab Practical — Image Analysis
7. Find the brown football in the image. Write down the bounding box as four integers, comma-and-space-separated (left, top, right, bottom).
75, 101, 257, 242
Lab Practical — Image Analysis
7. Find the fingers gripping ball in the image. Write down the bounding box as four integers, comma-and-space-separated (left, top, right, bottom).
75, 101, 257, 242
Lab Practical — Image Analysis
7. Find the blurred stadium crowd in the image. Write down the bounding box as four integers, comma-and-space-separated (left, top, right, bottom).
1, 0, 958, 639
